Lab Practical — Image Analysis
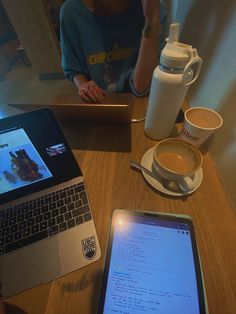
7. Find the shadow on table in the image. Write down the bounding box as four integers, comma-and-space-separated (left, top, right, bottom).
62, 122, 131, 153
91, 269, 104, 314
60, 268, 103, 314
4, 303, 27, 314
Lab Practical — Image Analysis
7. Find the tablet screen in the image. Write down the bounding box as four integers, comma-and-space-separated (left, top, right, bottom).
98, 209, 206, 314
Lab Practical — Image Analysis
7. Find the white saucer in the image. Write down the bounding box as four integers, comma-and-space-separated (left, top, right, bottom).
141, 147, 203, 197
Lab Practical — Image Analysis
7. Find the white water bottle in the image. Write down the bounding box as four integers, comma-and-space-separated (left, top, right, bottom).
144, 23, 202, 140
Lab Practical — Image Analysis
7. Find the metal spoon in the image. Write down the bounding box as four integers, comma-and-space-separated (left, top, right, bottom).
130, 160, 189, 194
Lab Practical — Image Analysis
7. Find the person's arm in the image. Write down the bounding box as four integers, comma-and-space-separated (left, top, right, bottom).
60, 4, 106, 102
132, 0, 161, 94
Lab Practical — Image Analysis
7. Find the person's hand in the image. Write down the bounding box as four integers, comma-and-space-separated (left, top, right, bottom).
141, 0, 160, 27
78, 80, 107, 103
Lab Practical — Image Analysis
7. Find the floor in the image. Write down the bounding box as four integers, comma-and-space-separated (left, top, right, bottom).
0, 60, 77, 119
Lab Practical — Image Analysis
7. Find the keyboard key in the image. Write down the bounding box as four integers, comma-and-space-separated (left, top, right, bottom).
6, 211, 13, 219
9, 217, 17, 225
52, 209, 59, 218
65, 212, 72, 221
40, 221, 47, 231
5, 230, 48, 253
33, 208, 40, 216
23, 228, 30, 237
25, 212, 33, 219
59, 222, 67, 232
67, 219, 75, 229
72, 194, 79, 201
67, 203, 75, 211
22, 204, 29, 213
5, 234, 13, 244
65, 197, 72, 204
35, 215, 43, 223
60, 206, 67, 214
72, 205, 90, 218
3, 227, 9, 236
79, 191, 88, 205
84, 212, 92, 222
44, 212, 51, 220
49, 226, 58, 236
14, 231, 22, 241
67, 189, 74, 196
0, 238, 4, 246
45, 197, 52, 205
10, 224, 18, 233
49, 203, 56, 210
57, 199, 64, 207
52, 194, 59, 202
14, 208, 21, 216
56, 215, 64, 224
27, 218, 35, 227
41, 205, 49, 213
37, 200, 44, 207
31, 225, 39, 234
75, 216, 83, 225
75, 200, 82, 208
48, 218, 56, 227
0, 221, 8, 228
17, 214, 25, 223
60, 191, 66, 199
19, 221, 27, 230
75, 184, 85, 193
30, 202, 37, 210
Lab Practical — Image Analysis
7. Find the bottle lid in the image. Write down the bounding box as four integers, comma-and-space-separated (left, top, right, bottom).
160, 24, 194, 69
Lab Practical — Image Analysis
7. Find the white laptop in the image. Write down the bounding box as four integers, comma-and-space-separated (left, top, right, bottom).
0, 108, 101, 298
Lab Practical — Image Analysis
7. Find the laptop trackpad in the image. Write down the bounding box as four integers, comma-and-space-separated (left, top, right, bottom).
1, 237, 61, 297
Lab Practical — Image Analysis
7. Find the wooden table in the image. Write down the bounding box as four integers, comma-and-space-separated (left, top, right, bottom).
5, 95, 236, 314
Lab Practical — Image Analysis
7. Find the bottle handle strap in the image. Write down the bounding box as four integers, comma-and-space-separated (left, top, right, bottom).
183, 49, 203, 86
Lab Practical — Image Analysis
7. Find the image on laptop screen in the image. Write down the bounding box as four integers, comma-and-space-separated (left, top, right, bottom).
0, 128, 52, 194
0, 108, 81, 205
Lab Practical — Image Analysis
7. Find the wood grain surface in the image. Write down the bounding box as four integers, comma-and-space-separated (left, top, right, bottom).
4, 95, 236, 314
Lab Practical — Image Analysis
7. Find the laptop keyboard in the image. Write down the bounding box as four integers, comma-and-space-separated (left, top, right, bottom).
0, 182, 92, 256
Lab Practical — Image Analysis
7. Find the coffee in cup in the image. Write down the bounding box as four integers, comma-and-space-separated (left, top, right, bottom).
180, 107, 223, 147
153, 138, 202, 191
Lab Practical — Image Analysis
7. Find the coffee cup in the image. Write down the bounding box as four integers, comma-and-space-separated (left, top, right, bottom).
180, 107, 223, 147
153, 138, 202, 191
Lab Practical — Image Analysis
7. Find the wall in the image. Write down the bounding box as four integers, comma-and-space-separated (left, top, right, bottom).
163, 0, 236, 209
2, 0, 63, 79
0, 1, 18, 79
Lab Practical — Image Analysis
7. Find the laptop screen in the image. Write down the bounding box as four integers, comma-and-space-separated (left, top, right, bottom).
0, 108, 81, 204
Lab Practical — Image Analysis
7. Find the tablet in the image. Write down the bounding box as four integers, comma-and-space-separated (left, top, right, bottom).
98, 209, 207, 314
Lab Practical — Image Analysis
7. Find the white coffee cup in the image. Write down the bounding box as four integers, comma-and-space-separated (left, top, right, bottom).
153, 138, 202, 191
180, 107, 223, 147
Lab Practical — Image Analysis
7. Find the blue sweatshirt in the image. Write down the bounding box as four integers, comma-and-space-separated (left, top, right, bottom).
60, 0, 167, 95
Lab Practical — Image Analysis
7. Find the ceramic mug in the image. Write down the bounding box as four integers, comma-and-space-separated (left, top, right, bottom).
153, 138, 202, 191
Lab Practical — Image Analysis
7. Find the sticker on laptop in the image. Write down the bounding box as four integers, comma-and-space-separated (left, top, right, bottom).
81, 236, 96, 260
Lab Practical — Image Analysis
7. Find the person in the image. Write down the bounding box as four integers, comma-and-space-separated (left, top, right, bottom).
60, 0, 168, 102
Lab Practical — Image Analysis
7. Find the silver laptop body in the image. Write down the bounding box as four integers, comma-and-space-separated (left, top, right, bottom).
0, 109, 101, 298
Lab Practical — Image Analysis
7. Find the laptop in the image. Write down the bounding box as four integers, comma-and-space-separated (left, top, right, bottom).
8, 102, 132, 125
0, 108, 101, 298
